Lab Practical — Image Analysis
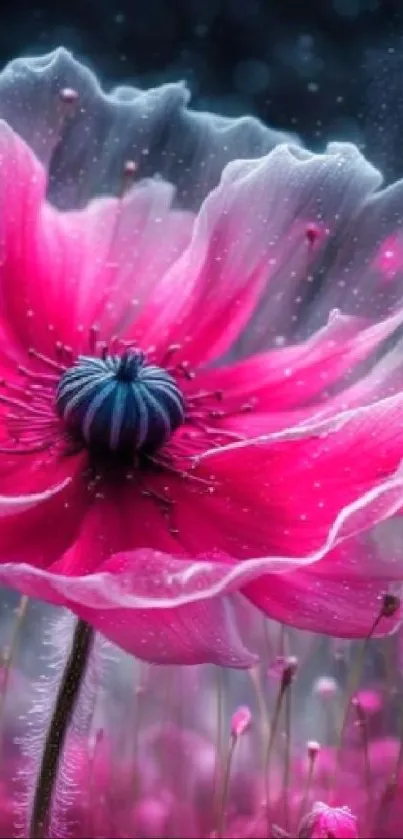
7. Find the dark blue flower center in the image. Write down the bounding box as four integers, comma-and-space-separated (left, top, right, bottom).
55, 351, 186, 454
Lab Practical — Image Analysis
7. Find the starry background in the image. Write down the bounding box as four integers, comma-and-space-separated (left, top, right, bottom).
1, 0, 403, 180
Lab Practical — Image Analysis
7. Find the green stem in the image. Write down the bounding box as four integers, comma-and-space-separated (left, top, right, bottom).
29, 618, 94, 838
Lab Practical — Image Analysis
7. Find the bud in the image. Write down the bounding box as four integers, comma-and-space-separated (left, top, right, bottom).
381, 593, 400, 618
281, 656, 298, 690
298, 802, 358, 838
123, 159, 137, 176
307, 740, 320, 761
231, 705, 252, 739
354, 688, 382, 717
313, 676, 338, 698
59, 87, 79, 104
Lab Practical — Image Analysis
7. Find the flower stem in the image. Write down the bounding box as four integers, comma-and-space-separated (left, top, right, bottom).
0, 595, 29, 751
216, 733, 236, 839
212, 666, 225, 829
29, 618, 94, 839
265, 658, 297, 836
282, 680, 292, 828
334, 596, 398, 797
249, 666, 269, 769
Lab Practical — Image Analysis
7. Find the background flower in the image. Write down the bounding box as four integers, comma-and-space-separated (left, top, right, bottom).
0, 603, 403, 838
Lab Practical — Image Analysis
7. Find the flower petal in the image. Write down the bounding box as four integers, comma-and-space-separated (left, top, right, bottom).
0, 121, 193, 354
0, 519, 256, 666
140, 143, 383, 364
0, 121, 54, 353
0, 406, 403, 663
311, 327, 403, 417
0, 48, 292, 210
195, 394, 403, 557
57, 182, 194, 346
74, 586, 256, 668
192, 307, 403, 427
0, 477, 71, 517
26, 489, 254, 666
0, 465, 85, 569
243, 532, 403, 639
307, 180, 403, 328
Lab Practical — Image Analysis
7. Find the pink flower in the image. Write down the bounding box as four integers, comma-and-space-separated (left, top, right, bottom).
3, 606, 403, 837
0, 49, 402, 665
298, 802, 358, 838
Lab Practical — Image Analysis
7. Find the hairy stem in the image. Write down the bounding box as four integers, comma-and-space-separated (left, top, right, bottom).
29, 618, 94, 839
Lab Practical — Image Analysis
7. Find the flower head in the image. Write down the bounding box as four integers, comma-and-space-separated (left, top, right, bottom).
298, 802, 358, 838
0, 50, 402, 664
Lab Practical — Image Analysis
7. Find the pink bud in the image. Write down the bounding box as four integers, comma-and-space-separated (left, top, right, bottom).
354, 689, 382, 717
306, 740, 320, 760
59, 87, 79, 104
123, 159, 138, 176
313, 676, 338, 698
132, 796, 169, 838
298, 802, 358, 838
231, 705, 252, 738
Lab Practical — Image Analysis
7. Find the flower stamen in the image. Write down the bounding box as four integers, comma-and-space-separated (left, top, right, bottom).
56, 350, 186, 456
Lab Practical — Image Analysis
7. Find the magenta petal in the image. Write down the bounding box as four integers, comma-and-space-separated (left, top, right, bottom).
0, 478, 72, 517
74, 593, 256, 668
195, 392, 403, 557
298, 802, 358, 839
196, 308, 403, 420
0, 393, 402, 661
0, 552, 256, 667
142, 142, 382, 363
0, 448, 402, 661
58, 181, 194, 348
0, 120, 195, 355
243, 534, 403, 639
311, 321, 403, 416
0, 459, 86, 570
0, 121, 57, 352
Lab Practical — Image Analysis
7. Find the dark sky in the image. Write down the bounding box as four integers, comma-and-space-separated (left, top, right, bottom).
1, 0, 403, 179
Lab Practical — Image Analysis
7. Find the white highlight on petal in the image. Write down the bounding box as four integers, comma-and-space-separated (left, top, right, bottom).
0, 478, 72, 518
